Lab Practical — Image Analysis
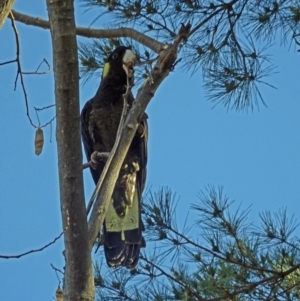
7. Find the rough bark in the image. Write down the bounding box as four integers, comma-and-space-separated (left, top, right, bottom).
0, 0, 15, 28
46, 0, 94, 300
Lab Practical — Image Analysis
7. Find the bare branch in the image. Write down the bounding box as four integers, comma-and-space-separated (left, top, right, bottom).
189, 0, 240, 37
34, 104, 55, 111
0, 204, 70, 259
1, 14, 53, 128
10, 12, 36, 128
51, 263, 64, 276
0, 59, 16, 66
0, 231, 63, 259
10, 9, 164, 53
33, 104, 56, 128
22, 58, 51, 75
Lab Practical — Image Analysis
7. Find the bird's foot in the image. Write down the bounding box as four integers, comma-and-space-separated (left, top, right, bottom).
139, 112, 148, 122
137, 123, 147, 137
136, 113, 148, 137
90, 151, 109, 170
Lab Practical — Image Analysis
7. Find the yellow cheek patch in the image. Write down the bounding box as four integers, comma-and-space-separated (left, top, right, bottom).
102, 62, 110, 78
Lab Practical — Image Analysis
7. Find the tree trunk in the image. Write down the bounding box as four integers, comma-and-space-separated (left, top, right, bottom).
46, 0, 94, 300
0, 0, 15, 28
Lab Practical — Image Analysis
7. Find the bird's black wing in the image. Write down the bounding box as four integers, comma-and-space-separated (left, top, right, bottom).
138, 118, 148, 193
103, 118, 148, 269
81, 99, 105, 184
125, 118, 147, 268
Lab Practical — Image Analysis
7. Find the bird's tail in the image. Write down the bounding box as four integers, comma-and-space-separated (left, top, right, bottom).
103, 184, 145, 269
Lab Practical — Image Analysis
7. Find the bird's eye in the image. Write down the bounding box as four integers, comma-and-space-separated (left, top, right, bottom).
112, 53, 119, 60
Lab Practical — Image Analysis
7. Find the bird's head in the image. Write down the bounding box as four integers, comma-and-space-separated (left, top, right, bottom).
102, 46, 136, 84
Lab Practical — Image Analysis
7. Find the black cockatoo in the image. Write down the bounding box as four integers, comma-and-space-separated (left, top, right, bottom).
81, 46, 147, 269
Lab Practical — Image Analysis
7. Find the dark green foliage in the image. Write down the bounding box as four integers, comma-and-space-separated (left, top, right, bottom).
79, 38, 156, 87
93, 186, 300, 300
79, 0, 300, 111
76, 1, 300, 299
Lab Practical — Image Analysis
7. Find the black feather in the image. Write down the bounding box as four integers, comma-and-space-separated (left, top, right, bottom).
81, 46, 147, 268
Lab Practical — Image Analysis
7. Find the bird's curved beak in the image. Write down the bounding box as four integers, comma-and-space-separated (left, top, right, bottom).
122, 49, 136, 78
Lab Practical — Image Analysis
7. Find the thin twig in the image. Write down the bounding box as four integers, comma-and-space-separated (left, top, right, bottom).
83, 162, 91, 170
51, 264, 63, 291
0, 231, 64, 259
141, 256, 204, 301
51, 263, 64, 275
35, 107, 41, 126
50, 120, 53, 143
40, 115, 56, 129
10, 12, 36, 128
0, 209, 70, 260
34, 104, 55, 111
189, 0, 239, 37
33, 105, 56, 128
135, 56, 158, 67
22, 58, 51, 75
2, 16, 55, 129
0, 59, 17, 66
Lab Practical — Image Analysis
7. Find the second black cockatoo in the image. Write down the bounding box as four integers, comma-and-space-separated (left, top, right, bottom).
81, 46, 147, 269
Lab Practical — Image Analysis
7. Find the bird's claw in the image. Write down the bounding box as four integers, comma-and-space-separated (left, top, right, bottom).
90, 151, 109, 170
137, 124, 146, 137
136, 113, 148, 137
90, 152, 100, 170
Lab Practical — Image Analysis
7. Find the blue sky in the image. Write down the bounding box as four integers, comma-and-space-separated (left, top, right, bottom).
0, 1, 300, 300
